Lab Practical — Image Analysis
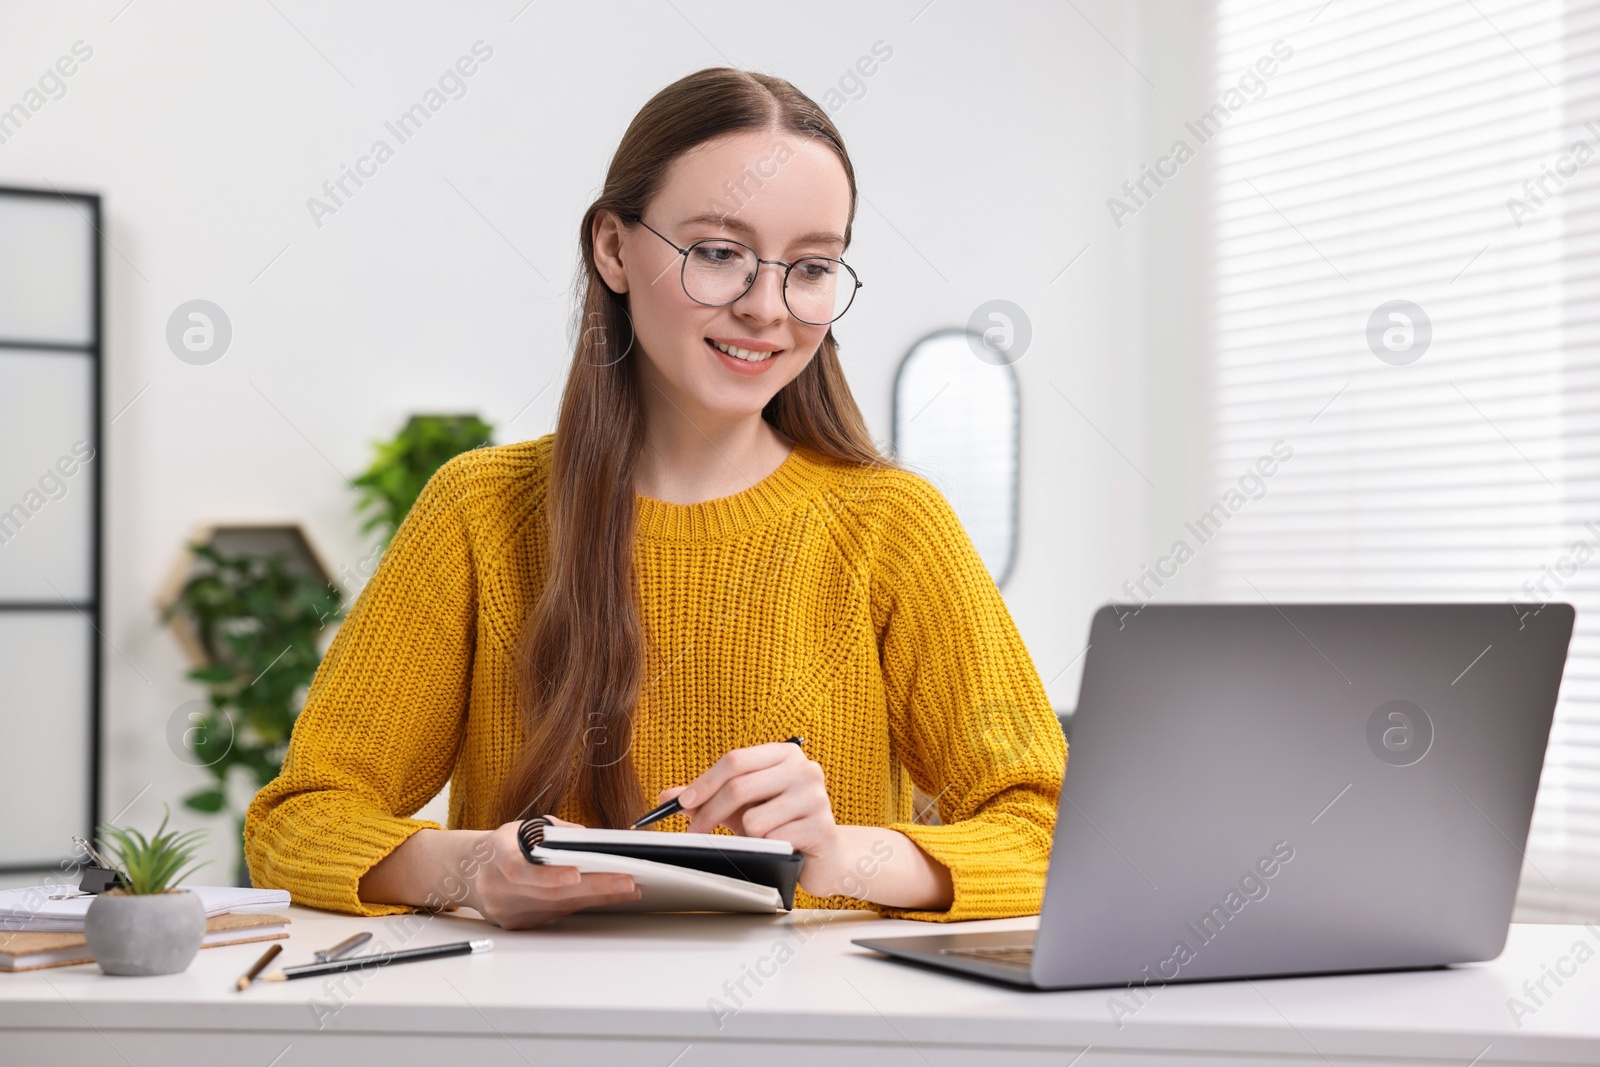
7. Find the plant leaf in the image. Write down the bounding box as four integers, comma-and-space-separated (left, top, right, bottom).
183, 788, 226, 814
94, 802, 208, 894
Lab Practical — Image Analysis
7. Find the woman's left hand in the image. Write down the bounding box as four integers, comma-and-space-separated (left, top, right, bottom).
657, 741, 840, 869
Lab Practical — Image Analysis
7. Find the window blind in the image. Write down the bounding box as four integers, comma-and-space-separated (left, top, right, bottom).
1205, 0, 1600, 921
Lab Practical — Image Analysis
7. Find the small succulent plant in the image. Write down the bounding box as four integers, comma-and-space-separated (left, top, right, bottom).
94, 804, 211, 895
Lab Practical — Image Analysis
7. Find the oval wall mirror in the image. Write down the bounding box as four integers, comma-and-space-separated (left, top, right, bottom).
891, 328, 1020, 588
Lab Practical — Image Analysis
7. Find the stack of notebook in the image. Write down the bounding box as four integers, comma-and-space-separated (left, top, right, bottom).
0, 883, 292, 972
1, 912, 290, 972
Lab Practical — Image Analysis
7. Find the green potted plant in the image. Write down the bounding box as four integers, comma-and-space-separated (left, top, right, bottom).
352, 414, 494, 546
159, 415, 489, 886
163, 543, 344, 884
83, 805, 211, 975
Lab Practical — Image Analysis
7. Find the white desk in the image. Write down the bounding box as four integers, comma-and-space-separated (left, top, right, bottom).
2, 907, 1598, 1065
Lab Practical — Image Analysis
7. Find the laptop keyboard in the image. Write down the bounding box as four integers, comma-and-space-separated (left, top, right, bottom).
939, 945, 1034, 966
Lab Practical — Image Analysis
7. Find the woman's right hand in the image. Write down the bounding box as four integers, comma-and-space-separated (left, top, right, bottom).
462, 820, 640, 929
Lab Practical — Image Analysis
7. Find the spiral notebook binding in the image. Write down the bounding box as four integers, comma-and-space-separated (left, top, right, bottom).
516, 817, 551, 864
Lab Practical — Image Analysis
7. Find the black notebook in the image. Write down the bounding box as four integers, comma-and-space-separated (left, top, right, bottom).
516, 818, 806, 912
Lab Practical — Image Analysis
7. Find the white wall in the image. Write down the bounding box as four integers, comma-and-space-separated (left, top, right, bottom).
0, 0, 1197, 883
1129, 1, 1219, 600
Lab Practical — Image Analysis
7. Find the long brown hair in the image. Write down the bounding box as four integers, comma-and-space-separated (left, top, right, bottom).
496, 68, 898, 828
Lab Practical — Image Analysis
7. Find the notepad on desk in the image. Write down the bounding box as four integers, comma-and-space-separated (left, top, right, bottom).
517, 819, 805, 913
1, 911, 290, 972
0, 884, 290, 933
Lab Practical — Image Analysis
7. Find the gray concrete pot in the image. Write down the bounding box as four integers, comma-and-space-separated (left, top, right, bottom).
83, 889, 205, 976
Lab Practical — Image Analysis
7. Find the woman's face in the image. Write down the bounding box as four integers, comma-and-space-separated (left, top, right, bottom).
593, 129, 853, 427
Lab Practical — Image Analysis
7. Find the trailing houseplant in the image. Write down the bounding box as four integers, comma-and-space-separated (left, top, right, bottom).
352, 414, 494, 546
161, 415, 490, 887
83, 804, 211, 975
163, 544, 344, 885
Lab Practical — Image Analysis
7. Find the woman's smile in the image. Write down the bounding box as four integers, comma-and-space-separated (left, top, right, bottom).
706, 335, 784, 374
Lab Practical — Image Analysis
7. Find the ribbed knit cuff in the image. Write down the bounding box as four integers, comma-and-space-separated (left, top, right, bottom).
872, 819, 1048, 922
246, 798, 448, 918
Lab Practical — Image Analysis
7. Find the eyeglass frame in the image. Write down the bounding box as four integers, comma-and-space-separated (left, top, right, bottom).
623, 213, 864, 326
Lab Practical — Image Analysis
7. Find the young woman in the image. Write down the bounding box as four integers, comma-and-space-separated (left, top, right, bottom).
244, 67, 1066, 930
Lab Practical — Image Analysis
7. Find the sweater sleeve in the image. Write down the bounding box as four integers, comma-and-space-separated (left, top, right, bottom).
242, 454, 480, 917
868, 471, 1067, 922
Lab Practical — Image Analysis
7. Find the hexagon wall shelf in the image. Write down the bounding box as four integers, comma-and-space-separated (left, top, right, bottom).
158, 523, 336, 668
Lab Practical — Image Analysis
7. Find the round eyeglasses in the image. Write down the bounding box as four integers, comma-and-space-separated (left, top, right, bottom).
626, 214, 862, 326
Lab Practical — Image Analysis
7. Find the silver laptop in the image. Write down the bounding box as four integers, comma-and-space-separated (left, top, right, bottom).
855, 602, 1574, 990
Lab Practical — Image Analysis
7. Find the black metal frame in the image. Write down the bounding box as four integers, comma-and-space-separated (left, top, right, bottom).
889, 327, 1021, 591
0, 184, 103, 876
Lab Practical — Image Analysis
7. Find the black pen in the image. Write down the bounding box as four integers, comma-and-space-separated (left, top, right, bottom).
260, 938, 492, 982
631, 736, 806, 829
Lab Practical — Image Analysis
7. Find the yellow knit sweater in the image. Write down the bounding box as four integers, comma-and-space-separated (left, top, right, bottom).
244, 433, 1066, 922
